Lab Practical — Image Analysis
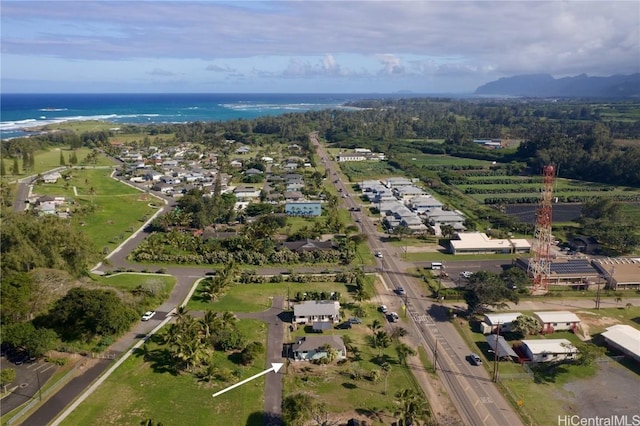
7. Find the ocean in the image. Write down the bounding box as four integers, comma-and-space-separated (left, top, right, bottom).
0, 93, 412, 140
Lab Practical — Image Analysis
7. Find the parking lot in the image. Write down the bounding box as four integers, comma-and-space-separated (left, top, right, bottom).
0, 354, 59, 416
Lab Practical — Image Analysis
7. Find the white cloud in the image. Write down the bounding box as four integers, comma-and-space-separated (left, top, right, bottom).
1, 1, 638, 93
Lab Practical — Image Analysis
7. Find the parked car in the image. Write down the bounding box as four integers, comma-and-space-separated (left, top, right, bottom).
395, 286, 406, 296
348, 317, 362, 324
379, 305, 388, 314
141, 311, 156, 321
460, 271, 473, 279
387, 312, 400, 322
469, 353, 482, 366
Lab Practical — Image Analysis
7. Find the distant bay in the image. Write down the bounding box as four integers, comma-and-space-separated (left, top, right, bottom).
0, 92, 421, 140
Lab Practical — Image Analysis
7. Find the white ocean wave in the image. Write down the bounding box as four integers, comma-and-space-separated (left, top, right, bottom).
220, 102, 336, 111
38, 108, 68, 112
0, 113, 162, 131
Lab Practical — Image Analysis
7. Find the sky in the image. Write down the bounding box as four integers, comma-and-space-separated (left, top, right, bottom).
1, 0, 639, 94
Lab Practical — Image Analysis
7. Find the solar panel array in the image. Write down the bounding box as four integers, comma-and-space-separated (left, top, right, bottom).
550, 259, 597, 275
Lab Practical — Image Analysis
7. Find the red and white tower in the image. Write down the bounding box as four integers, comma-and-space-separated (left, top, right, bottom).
528, 165, 556, 294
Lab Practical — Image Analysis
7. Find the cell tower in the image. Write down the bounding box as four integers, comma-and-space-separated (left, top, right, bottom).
528, 165, 556, 294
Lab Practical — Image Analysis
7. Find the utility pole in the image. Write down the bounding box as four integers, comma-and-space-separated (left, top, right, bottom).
492, 324, 501, 383
433, 337, 439, 372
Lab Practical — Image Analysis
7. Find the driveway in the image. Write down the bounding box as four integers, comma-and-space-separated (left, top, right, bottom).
237, 296, 286, 426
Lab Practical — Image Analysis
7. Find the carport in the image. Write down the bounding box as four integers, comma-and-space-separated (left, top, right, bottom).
486, 334, 518, 361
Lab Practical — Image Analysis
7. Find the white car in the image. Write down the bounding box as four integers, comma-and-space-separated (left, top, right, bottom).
141, 311, 156, 321
460, 271, 473, 279
375, 251, 383, 258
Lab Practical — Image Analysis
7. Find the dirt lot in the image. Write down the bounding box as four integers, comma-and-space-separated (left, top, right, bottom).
561, 360, 640, 419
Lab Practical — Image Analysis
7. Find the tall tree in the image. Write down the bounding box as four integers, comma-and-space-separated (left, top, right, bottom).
463, 271, 519, 315
394, 388, 431, 426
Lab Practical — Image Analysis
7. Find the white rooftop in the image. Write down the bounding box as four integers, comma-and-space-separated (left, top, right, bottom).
601, 325, 640, 358
484, 312, 524, 325
534, 311, 581, 324
522, 338, 577, 354
450, 232, 530, 250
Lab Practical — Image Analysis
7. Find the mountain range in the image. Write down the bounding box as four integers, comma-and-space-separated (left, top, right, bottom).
474, 73, 640, 98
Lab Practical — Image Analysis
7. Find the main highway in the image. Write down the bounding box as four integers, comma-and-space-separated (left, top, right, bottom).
312, 132, 523, 426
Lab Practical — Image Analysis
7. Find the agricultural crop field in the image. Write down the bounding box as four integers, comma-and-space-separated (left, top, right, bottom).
455, 176, 640, 204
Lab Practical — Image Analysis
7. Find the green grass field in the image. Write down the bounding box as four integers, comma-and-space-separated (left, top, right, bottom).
60, 319, 267, 426
34, 168, 159, 253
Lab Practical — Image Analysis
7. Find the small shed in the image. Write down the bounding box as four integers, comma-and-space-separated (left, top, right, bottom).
534, 311, 581, 334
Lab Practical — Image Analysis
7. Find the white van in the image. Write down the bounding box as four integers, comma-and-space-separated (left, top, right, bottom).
430, 262, 443, 270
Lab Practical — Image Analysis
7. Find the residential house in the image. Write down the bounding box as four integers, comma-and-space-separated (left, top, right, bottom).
144, 171, 163, 182
481, 312, 525, 334
261, 156, 274, 163
291, 336, 347, 362
234, 145, 251, 154
521, 339, 578, 363
293, 300, 341, 325
284, 192, 305, 202
282, 239, 334, 253
534, 311, 581, 334
229, 159, 243, 168
233, 185, 261, 200
42, 172, 62, 183
244, 168, 263, 176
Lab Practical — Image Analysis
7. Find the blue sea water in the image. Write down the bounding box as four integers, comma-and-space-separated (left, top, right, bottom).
0, 93, 402, 140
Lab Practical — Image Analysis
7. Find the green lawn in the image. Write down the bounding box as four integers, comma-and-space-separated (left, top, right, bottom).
187, 279, 376, 314
34, 168, 159, 252
60, 319, 267, 426
1, 146, 115, 181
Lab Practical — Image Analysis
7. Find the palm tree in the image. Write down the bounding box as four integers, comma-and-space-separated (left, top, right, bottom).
394, 388, 431, 426
172, 305, 190, 324
372, 330, 391, 355
391, 326, 408, 341
200, 310, 220, 339
369, 319, 382, 333
395, 343, 417, 366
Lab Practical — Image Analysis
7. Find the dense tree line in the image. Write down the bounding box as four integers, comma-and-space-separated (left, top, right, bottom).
0, 213, 97, 277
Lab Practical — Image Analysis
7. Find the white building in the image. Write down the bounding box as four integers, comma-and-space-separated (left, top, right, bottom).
534, 311, 581, 334
521, 339, 578, 363
481, 312, 524, 334
601, 324, 640, 363
449, 232, 531, 255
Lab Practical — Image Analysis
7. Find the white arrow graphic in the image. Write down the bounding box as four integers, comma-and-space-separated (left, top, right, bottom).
212, 362, 283, 398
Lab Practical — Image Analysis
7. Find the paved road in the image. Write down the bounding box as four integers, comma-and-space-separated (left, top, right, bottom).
313, 133, 523, 426
20, 360, 111, 426
237, 297, 286, 426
